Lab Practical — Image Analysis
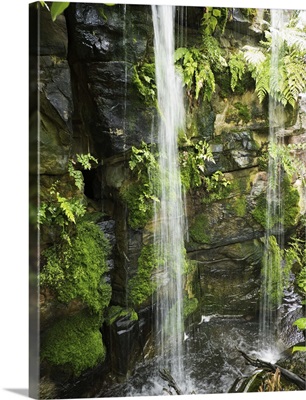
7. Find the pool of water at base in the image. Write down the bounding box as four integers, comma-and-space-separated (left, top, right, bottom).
98, 317, 273, 397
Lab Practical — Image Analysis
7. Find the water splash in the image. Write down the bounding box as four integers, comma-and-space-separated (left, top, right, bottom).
152, 4, 186, 387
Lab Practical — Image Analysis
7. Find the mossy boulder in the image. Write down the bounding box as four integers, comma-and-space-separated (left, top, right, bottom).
252, 176, 300, 230
128, 244, 158, 307
41, 311, 105, 377
40, 220, 112, 314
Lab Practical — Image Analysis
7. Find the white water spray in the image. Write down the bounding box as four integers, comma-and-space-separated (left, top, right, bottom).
152, 5, 186, 386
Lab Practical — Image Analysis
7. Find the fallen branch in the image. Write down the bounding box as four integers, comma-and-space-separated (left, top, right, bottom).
159, 368, 183, 395
237, 349, 306, 390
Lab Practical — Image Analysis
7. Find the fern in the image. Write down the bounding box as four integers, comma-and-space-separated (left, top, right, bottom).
243, 46, 266, 67
133, 63, 157, 105
201, 7, 228, 36
242, 16, 306, 108
76, 153, 98, 170
228, 51, 246, 91
269, 142, 306, 184
56, 194, 86, 224
283, 51, 306, 107
175, 46, 219, 104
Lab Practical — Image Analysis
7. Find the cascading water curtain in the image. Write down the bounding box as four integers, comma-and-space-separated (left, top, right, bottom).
152, 5, 186, 386
259, 9, 285, 355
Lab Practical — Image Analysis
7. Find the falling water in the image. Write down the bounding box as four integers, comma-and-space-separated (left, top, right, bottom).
259, 9, 285, 357
152, 5, 186, 386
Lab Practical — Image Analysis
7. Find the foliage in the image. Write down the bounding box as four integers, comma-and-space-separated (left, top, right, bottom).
41, 311, 105, 376
201, 7, 228, 36
40, 2, 70, 20
133, 63, 157, 105
40, 220, 111, 313
105, 306, 138, 325
68, 153, 98, 190
38, 153, 97, 241
179, 140, 215, 190
50, 2, 70, 21
240, 8, 257, 20
297, 266, 306, 295
262, 235, 283, 307
259, 368, 282, 392
252, 176, 300, 229
239, 20, 306, 107
38, 184, 86, 239
203, 171, 232, 202
42, 2, 115, 22
175, 38, 226, 106
292, 318, 306, 353
128, 244, 158, 306
228, 52, 246, 92
121, 142, 160, 229
269, 141, 306, 184
183, 259, 198, 318
39, 152, 111, 376
293, 317, 306, 330
175, 47, 215, 104
189, 213, 211, 244
285, 237, 306, 290
183, 296, 198, 318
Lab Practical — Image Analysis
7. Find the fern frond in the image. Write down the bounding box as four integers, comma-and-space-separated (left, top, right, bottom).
228, 51, 246, 91
281, 28, 306, 52
243, 46, 266, 68
57, 194, 76, 223
283, 53, 306, 106
174, 47, 189, 63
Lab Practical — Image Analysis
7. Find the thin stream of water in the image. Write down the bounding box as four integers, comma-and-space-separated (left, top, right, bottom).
151, 4, 186, 387
259, 9, 286, 359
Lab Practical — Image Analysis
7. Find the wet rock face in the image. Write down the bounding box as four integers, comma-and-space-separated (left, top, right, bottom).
35, 3, 305, 392
103, 306, 153, 377
190, 241, 262, 317
66, 3, 157, 157
36, 8, 73, 175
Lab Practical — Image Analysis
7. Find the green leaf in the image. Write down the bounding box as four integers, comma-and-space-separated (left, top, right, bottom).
50, 2, 70, 22
174, 47, 189, 62
293, 318, 306, 330
292, 346, 306, 353
40, 1, 50, 10
213, 9, 221, 17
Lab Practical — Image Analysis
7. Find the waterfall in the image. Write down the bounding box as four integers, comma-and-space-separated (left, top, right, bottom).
152, 5, 186, 386
258, 9, 285, 357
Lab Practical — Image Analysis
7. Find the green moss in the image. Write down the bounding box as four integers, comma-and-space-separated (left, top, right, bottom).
226, 102, 251, 124
133, 63, 156, 106
128, 244, 158, 307
179, 140, 215, 191
235, 102, 251, 123
189, 213, 211, 244
252, 177, 300, 229
215, 69, 232, 98
120, 181, 155, 229
120, 142, 160, 230
261, 236, 283, 306
40, 220, 111, 313
240, 8, 257, 20
105, 306, 138, 325
233, 71, 255, 95
41, 311, 105, 377
183, 296, 199, 318
202, 171, 232, 203
232, 195, 247, 217
252, 193, 267, 227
